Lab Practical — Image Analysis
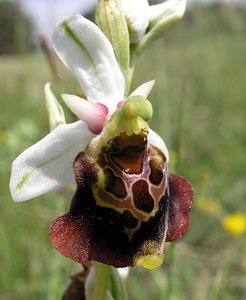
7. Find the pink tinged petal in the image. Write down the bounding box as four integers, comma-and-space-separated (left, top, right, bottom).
53, 14, 125, 112
129, 80, 155, 98
9, 121, 95, 202
117, 100, 125, 108
62, 94, 108, 134
148, 128, 169, 162
166, 174, 194, 242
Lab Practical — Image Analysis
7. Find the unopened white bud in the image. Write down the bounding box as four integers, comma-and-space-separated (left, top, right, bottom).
120, 0, 149, 43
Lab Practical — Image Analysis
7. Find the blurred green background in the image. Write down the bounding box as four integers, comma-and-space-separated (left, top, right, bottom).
0, 1, 246, 299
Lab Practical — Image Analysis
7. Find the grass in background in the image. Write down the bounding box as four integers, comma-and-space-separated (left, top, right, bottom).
0, 4, 246, 300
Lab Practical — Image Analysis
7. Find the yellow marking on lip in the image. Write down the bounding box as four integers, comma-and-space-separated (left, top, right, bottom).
136, 253, 164, 270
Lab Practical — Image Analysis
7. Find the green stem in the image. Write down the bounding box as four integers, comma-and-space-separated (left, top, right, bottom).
124, 66, 134, 97
91, 262, 112, 300
164, 243, 176, 299
124, 44, 141, 97
110, 268, 128, 300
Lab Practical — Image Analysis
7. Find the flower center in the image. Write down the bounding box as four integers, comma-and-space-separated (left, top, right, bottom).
110, 132, 147, 174
89, 132, 167, 239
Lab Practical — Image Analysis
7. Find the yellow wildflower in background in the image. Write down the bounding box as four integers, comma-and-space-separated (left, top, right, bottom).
222, 213, 246, 236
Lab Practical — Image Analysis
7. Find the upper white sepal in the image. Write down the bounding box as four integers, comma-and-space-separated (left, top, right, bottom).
53, 14, 125, 112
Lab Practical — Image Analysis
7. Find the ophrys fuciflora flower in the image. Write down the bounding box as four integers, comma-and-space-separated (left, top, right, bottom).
10, 11, 193, 270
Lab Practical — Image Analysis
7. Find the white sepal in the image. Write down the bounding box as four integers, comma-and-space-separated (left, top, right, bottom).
129, 80, 155, 98
53, 14, 125, 112
120, 0, 149, 43
148, 128, 169, 162
9, 121, 95, 202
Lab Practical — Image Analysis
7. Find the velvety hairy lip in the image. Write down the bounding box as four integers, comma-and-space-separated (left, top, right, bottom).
50, 171, 193, 267
166, 174, 194, 242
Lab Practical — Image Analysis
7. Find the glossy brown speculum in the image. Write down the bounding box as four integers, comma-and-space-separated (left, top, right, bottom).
109, 132, 147, 174
93, 132, 168, 231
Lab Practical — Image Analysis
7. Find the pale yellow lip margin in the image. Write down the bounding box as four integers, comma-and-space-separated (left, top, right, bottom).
136, 253, 165, 270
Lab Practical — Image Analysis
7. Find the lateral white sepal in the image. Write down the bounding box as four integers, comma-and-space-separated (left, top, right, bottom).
10, 121, 95, 202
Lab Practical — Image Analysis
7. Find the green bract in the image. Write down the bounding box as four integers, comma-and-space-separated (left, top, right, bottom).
96, 0, 130, 85
96, 0, 187, 94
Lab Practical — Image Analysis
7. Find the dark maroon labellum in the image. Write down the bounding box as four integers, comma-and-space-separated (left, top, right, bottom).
50, 133, 193, 267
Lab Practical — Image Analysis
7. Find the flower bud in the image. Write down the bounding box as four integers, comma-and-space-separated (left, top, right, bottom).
96, 0, 130, 79
120, 0, 149, 43
148, 0, 186, 37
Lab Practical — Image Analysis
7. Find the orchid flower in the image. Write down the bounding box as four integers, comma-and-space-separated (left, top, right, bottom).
10, 8, 193, 269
